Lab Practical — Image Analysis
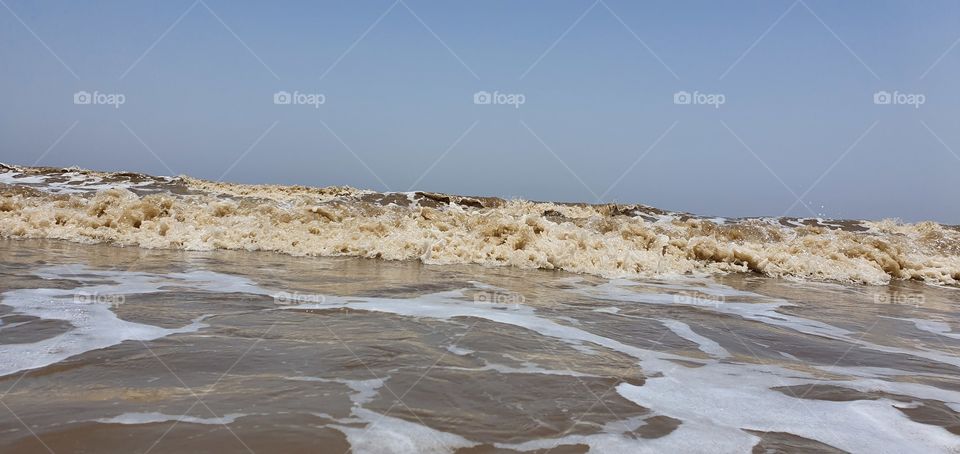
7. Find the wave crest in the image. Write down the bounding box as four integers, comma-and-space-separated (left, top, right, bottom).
1, 164, 958, 286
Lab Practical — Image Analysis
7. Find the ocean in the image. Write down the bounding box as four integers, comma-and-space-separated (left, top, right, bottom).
1, 164, 959, 453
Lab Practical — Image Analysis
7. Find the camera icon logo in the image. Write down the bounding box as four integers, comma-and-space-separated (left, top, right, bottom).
673, 91, 692, 105
74, 91, 92, 105
873, 91, 892, 105
473, 91, 492, 105
274, 91, 292, 105
73, 293, 92, 304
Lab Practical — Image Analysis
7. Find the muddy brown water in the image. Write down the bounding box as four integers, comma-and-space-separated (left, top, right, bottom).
0, 238, 959, 453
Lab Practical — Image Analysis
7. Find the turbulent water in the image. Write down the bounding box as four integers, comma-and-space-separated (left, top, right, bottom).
1, 163, 958, 287
1, 165, 960, 453
1, 239, 960, 453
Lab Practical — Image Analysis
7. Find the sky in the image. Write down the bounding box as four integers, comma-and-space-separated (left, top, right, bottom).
1, 0, 958, 223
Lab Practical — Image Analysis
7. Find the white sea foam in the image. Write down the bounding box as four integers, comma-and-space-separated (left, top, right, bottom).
0, 266, 271, 377
3, 164, 958, 287
277, 279, 960, 453
444, 345, 473, 356
336, 408, 477, 454
0, 173, 46, 185
882, 316, 960, 340
593, 306, 620, 314
441, 359, 599, 378
96, 412, 246, 425
289, 375, 478, 453
580, 279, 960, 370
660, 320, 730, 358
286, 376, 385, 406
616, 362, 960, 454
495, 417, 757, 453
0, 170, 161, 194
4, 261, 959, 452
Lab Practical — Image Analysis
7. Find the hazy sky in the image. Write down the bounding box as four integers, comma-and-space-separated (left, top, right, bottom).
1, 1, 958, 223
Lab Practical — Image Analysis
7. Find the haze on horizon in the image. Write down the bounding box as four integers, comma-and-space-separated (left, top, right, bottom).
2, 0, 959, 223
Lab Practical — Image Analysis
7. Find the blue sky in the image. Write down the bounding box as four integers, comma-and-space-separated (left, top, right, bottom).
1, 0, 959, 222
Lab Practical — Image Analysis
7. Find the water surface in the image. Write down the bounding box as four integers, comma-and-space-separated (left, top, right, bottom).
1, 239, 959, 453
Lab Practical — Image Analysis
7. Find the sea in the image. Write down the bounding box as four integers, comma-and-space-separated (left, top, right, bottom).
1, 163, 958, 453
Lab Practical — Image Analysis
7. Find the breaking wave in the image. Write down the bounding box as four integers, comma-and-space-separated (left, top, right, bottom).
1, 163, 958, 286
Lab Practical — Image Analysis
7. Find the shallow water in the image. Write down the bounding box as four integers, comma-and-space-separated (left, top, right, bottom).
1, 238, 959, 453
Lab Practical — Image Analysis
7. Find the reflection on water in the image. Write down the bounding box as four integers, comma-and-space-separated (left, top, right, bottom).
1, 239, 958, 453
